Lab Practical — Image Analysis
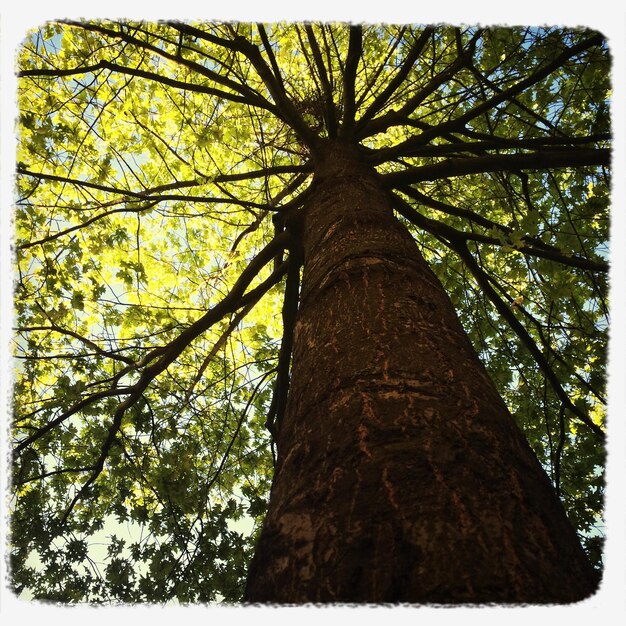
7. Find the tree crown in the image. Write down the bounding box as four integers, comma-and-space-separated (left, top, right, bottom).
11, 21, 609, 602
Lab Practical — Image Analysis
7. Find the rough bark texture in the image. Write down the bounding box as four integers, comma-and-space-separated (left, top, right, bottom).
244, 141, 598, 604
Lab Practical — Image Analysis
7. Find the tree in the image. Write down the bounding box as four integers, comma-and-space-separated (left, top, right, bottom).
11, 21, 609, 603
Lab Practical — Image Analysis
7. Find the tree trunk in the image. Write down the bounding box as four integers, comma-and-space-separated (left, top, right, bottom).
244, 141, 598, 603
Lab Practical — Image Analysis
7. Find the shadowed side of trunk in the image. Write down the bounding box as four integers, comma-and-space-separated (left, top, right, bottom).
244, 141, 598, 603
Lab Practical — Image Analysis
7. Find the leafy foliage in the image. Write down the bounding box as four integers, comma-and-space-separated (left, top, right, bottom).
11, 22, 609, 602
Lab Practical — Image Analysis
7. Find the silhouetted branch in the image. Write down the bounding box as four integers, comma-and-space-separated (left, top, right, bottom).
265, 244, 303, 441
257, 23, 287, 93
358, 30, 481, 140
368, 132, 610, 164
14, 324, 135, 365
390, 192, 605, 439
166, 22, 319, 146
340, 25, 362, 138
17, 164, 310, 203
356, 27, 434, 133
17, 200, 159, 250
381, 148, 610, 186
60, 20, 275, 111
371, 32, 604, 149
456, 243, 604, 438
58, 255, 289, 523
304, 24, 338, 137
19, 59, 266, 108
397, 186, 608, 273
14, 232, 290, 457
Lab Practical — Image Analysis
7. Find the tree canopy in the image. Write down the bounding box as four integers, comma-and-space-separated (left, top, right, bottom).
11, 21, 610, 603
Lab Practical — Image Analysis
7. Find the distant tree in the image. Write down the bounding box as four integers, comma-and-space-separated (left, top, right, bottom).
11, 21, 609, 603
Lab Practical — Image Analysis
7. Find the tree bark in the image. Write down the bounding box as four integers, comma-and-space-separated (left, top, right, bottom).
244, 140, 598, 603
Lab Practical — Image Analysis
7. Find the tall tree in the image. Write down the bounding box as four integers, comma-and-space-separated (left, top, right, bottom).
11, 22, 609, 603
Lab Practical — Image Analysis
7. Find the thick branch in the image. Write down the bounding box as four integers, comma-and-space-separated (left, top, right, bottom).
18, 61, 105, 77
238, 37, 320, 146
467, 63, 564, 137
265, 245, 302, 439
14, 387, 131, 455
340, 25, 363, 138
131, 231, 290, 383
369, 132, 611, 164
380, 148, 611, 187
257, 23, 287, 94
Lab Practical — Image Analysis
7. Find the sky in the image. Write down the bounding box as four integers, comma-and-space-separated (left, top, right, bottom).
1, 1, 625, 623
